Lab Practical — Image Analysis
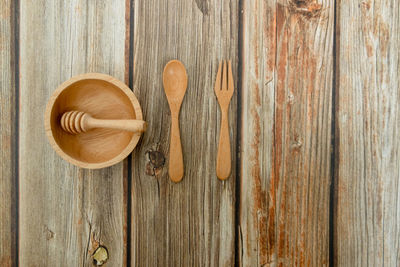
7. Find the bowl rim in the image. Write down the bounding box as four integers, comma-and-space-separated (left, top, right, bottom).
44, 73, 143, 169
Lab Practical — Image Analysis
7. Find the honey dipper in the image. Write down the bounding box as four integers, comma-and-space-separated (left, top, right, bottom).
60, 111, 147, 134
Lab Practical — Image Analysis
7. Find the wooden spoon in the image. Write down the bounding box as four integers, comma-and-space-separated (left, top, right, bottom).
163, 60, 188, 182
60, 110, 147, 134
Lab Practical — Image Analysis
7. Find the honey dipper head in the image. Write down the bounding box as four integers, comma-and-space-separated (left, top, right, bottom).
60, 111, 87, 134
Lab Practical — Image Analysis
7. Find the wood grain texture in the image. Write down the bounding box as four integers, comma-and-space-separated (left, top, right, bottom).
335, 0, 400, 266
239, 0, 334, 266
0, 0, 17, 266
131, 0, 238, 265
19, 1, 128, 265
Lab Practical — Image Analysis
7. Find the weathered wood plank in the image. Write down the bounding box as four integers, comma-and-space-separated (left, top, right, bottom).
335, 1, 400, 266
131, 0, 238, 265
19, 1, 128, 265
0, 0, 17, 266
239, 0, 334, 266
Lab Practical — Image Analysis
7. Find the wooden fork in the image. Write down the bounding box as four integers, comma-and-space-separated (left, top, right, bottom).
214, 60, 234, 180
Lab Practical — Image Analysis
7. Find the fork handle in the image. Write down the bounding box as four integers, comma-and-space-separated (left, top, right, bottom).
169, 114, 184, 182
216, 108, 231, 180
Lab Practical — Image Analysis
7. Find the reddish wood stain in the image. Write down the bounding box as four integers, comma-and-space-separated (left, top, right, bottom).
123, 158, 129, 267
361, 2, 374, 58
1, 134, 11, 150
0, 3, 10, 19
361, 1, 371, 10
379, 22, 389, 55
264, 4, 276, 75
307, 56, 317, 123
250, 81, 268, 264
274, 3, 287, 262
88, 232, 100, 255
252, 0, 259, 79
273, 2, 326, 265
366, 44, 374, 58
245, 227, 251, 258
0, 256, 12, 267
289, 0, 322, 18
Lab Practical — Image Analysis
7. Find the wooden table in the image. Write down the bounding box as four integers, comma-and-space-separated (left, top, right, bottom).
1, 0, 399, 266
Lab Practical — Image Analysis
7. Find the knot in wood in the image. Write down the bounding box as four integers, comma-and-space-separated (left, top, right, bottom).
289, 0, 322, 17
145, 150, 166, 176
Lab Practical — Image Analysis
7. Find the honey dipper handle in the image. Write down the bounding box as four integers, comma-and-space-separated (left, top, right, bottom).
216, 108, 231, 180
169, 115, 184, 182
86, 118, 147, 133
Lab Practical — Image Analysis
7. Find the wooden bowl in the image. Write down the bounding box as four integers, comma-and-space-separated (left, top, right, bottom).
45, 73, 144, 169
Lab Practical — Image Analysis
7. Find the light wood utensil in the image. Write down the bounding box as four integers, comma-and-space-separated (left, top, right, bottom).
163, 60, 188, 183
60, 110, 147, 134
214, 60, 234, 180
44, 73, 145, 169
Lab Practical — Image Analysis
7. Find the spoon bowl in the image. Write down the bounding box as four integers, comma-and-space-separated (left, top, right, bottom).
163, 60, 188, 107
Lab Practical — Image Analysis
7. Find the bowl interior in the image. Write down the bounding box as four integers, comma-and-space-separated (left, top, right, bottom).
50, 78, 137, 164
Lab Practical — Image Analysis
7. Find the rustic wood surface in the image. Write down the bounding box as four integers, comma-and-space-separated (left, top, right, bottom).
0, 0, 17, 266
130, 0, 238, 265
240, 0, 334, 266
335, 0, 400, 266
19, 0, 128, 265
1, 0, 400, 266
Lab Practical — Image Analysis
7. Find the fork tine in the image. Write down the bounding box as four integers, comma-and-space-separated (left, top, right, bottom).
222, 60, 227, 91
228, 60, 234, 93
214, 61, 222, 93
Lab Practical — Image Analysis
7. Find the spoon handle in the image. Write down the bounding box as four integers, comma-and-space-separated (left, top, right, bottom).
216, 107, 231, 180
86, 118, 147, 133
169, 114, 184, 182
